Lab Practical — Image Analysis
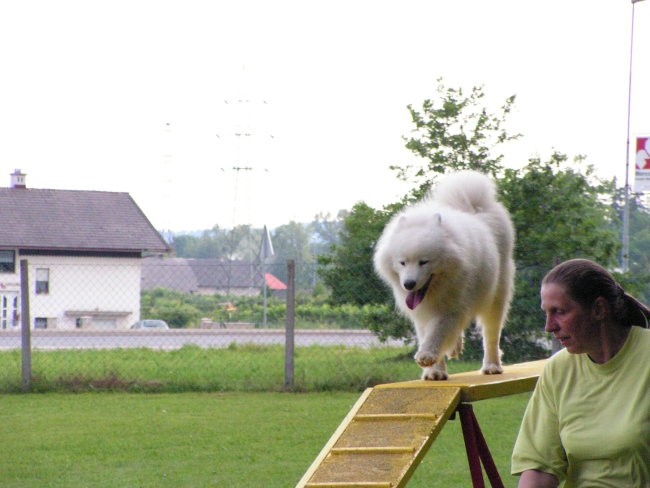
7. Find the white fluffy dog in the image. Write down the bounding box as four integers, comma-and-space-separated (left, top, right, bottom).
373, 171, 515, 380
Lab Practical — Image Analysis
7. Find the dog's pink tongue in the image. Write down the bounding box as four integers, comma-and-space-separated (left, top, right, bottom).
406, 291, 421, 310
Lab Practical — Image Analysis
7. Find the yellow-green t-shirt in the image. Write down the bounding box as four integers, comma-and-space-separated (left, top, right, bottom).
511, 326, 650, 487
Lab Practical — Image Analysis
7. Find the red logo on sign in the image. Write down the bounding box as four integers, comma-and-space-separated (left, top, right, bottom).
636, 137, 650, 170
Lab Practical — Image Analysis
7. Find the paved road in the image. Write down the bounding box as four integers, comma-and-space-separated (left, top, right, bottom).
0, 329, 407, 350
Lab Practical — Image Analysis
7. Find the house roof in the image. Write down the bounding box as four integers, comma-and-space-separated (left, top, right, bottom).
0, 187, 170, 253
141, 257, 264, 293
141, 257, 199, 293
265, 272, 287, 290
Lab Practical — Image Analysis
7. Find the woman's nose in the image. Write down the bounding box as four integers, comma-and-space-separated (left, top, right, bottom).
544, 315, 557, 333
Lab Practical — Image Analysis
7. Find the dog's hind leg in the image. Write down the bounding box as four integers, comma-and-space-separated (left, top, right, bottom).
477, 312, 504, 375
479, 262, 513, 375
448, 333, 464, 359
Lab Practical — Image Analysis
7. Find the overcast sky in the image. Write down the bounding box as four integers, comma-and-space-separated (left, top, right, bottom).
0, 1, 648, 232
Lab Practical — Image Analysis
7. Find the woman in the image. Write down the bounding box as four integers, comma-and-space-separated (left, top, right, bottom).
511, 259, 650, 487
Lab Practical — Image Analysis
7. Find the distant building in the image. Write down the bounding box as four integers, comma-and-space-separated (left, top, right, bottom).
142, 257, 288, 297
0, 169, 170, 330
142, 257, 263, 296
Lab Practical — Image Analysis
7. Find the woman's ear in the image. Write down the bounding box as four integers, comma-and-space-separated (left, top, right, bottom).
592, 296, 608, 321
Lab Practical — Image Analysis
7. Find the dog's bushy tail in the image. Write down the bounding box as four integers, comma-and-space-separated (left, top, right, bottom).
431, 170, 498, 214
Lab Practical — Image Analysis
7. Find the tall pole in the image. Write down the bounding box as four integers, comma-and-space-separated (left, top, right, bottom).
622, 1, 639, 272
20, 259, 31, 392
260, 225, 274, 327
263, 258, 268, 327
284, 259, 295, 390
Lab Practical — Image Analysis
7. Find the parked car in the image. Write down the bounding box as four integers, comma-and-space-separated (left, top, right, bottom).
130, 319, 169, 330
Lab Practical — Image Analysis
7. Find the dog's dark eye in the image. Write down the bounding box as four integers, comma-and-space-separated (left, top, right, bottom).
418, 260, 429, 266
399, 261, 406, 266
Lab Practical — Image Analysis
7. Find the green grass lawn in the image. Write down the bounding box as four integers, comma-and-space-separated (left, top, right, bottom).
0, 391, 531, 487
0, 345, 481, 393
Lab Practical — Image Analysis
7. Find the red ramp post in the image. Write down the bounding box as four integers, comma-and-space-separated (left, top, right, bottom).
458, 403, 504, 488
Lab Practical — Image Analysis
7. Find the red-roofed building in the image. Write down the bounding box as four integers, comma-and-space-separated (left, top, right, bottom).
264, 273, 287, 290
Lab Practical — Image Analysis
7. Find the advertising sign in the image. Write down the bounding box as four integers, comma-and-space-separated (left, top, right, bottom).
634, 137, 650, 192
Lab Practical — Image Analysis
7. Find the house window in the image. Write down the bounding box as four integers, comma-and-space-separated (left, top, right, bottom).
0, 250, 15, 273
35, 268, 50, 294
34, 317, 47, 329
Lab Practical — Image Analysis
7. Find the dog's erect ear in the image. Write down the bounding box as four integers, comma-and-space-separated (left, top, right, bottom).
433, 213, 442, 225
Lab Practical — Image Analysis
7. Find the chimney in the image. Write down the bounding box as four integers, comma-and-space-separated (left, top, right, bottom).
10, 169, 26, 189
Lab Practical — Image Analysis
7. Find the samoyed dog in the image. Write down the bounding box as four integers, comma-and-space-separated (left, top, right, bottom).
373, 171, 515, 380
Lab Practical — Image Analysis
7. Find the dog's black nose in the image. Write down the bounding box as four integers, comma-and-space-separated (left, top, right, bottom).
403, 279, 416, 290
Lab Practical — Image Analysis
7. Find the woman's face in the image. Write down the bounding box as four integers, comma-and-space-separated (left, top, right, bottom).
540, 282, 598, 355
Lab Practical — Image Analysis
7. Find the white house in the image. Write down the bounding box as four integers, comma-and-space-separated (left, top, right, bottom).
0, 170, 170, 330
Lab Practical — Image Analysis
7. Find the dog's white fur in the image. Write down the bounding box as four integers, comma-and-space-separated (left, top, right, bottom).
373, 171, 515, 380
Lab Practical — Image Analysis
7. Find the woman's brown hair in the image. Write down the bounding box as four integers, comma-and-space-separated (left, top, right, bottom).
542, 258, 650, 328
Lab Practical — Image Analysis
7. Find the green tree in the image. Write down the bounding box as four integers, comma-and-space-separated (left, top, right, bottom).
267, 221, 316, 289
320, 80, 520, 341
172, 229, 220, 258
270, 221, 312, 263
316, 80, 634, 363
141, 289, 202, 328
317, 202, 392, 306
614, 190, 650, 304
499, 153, 619, 269
496, 152, 621, 360
394, 78, 520, 199
311, 211, 346, 256
628, 197, 650, 276
172, 225, 260, 261
221, 224, 259, 261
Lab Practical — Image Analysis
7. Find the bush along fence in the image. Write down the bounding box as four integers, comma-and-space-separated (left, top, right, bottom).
0, 256, 549, 393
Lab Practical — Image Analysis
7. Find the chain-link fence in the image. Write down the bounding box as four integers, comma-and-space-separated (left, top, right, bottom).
0, 257, 416, 393
1, 255, 554, 393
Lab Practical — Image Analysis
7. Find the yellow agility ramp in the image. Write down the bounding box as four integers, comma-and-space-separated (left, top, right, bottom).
296, 360, 546, 488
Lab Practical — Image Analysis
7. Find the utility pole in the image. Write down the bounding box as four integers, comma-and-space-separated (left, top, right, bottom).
622, 0, 645, 271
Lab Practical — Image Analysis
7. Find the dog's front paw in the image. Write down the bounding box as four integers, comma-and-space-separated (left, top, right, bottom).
481, 362, 503, 375
414, 350, 437, 367
421, 365, 448, 381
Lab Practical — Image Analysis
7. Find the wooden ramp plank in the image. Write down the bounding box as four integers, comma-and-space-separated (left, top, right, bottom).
375, 360, 546, 402
296, 360, 546, 488
297, 386, 461, 488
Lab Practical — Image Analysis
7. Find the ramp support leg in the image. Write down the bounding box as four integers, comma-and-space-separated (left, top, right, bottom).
458, 403, 504, 488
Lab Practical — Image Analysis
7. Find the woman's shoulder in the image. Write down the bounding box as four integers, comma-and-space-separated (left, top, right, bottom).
630, 325, 650, 338
629, 326, 650, 352
542, 348, 573, 375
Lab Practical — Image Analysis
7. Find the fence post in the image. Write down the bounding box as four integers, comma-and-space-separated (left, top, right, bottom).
20, 259, 31, 392
284, 259, 295, 390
